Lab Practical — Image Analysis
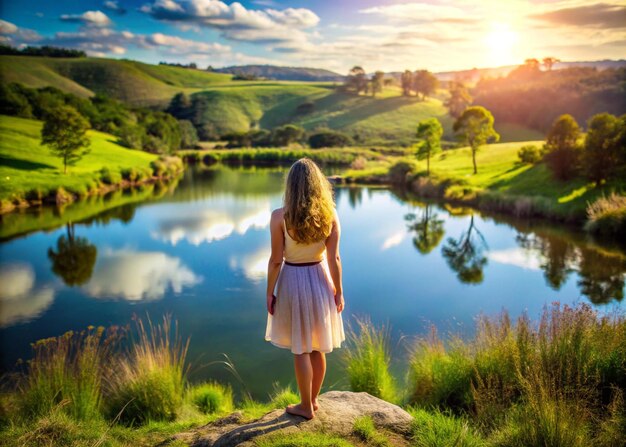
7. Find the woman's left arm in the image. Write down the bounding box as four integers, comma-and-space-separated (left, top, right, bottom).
266, 210, 284, 314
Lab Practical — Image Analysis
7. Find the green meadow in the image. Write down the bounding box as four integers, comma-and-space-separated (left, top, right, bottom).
0, 115, 162, 208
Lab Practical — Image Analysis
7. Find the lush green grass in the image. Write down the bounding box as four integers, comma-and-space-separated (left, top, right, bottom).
0, 115, 179, 208
352, 415, 391, 447
344, 318, 398, 404
409, 408, 488, 447
374, 140, 626, 222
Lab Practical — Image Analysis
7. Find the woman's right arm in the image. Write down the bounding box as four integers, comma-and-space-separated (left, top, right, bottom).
266, 209, 284, 315
326, 210, 344, 313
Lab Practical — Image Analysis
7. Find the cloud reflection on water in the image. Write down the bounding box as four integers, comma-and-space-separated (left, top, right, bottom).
0, 263, 54, 327
152, 199, 271, 246
83, 249, 202, 301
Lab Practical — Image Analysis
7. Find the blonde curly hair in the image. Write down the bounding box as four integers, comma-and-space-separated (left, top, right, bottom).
284, 158, 335, 244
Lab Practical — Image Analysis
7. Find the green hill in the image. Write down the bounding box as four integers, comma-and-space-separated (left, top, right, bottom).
215, 64, 344, 81
0, 115, 157, 204
0, 56, 232, 104
0, 55, 541, 145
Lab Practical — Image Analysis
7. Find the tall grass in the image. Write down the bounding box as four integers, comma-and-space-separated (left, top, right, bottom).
106, 315, 189, 425
17, 325, 121, 421
585, 193, 626, 241
407, 303, 626, 444
187, 382, 233, 415
344, 318, 398, 403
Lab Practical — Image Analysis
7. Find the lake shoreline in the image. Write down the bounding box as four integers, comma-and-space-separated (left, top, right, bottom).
0, 170, 183, 216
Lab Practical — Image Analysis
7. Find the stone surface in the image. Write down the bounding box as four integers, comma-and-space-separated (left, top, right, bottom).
166, 391, 414, 446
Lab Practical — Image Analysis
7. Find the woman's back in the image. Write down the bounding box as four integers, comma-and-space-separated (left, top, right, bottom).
283, 218, 326, 264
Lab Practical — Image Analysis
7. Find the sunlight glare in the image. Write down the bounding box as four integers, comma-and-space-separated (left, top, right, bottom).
484, 23, 518, 65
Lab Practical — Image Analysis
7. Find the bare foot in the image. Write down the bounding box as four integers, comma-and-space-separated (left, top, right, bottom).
286, 403, 314, 420
312, 398, 319, 411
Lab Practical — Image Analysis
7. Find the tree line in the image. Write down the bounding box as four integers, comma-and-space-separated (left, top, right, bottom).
0, 44, 86, 58
0, 82, 197, 154
341, 66, 439, 100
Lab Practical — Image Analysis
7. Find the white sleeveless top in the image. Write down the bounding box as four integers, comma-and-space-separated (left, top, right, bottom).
283, 220, 326, 263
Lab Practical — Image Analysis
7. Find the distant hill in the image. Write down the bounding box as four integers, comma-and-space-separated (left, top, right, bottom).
0, 55, 232, 105
0, 54, 546, 144
433, 59, 626, 83
214, 65, 344, 82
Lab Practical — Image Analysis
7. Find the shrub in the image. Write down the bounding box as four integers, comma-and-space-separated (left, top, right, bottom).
120, 167, 138, 182
344, 318, 397, 403
350, 156, 367, 170
106, 316, 188, 425
585, 193, 626, 241
517, 145, 542, 164
188, 382, 233, 414
308, 130, 352, 148
99, 167, 121, 185
388, 159, 418, 185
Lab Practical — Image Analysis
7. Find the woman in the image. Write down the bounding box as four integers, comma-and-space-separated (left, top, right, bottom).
265, 158, 345, 420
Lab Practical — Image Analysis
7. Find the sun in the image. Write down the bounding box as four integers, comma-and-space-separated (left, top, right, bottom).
484, 23, 519, 65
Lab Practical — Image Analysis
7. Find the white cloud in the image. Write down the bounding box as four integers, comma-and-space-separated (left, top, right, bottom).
140, 0, 319, 45
83, 249, 202, 301
488, 247, 543, 271
381, 231, 406, 250
0, 19, 42, 44
103, 1, 127, 14
153, 199, 271, 246
60, 10, 113, 27
147, 32, 231, 54
0, 263, 55, 327
229, 247, 270, 281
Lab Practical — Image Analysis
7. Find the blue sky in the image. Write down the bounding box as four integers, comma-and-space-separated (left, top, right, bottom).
1, 1, 625, 72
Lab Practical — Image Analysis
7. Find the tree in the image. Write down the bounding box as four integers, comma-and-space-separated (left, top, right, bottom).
405, 206, 445, 254
416, 118, 443, 175
345, 66, 368, 95
166, 92, 191, 119
583, 113, 622, 185
577, 247, 625, 305
48, 224, 97, 286
401, 70, 413, 96
544, 114, 581, 181
179, 119, 199, 148
413, 70, 439, 100
371, 71, 384, 97
308, 130, 352, 148
453, 106, 500, 174
445, 81, 472, 118
542, 57, 560, 71
41, 105, 91, 173
271, 124, 305, 147
442, 215, 488, 284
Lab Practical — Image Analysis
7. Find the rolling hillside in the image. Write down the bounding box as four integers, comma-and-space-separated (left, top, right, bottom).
215, 65, 344, 82
0, 55, 541, 144
0, 56, 232, 104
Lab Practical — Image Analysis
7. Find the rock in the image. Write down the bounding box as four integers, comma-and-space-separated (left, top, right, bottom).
167, 391, 414, 446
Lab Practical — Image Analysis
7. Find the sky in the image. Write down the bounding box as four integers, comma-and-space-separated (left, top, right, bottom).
1, 0, 625, 73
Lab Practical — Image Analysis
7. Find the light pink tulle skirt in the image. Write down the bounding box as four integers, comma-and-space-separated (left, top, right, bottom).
265, 262, 345, 355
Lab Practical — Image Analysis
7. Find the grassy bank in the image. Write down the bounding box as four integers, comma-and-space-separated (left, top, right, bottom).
345, 304, 626, 446
1, 304, 622, 446
341, 141, 626, 227
0, 115, 183, 214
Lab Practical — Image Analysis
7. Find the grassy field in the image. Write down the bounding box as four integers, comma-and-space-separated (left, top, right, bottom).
1, 56, 540, 145
0, 115, 160, 207
344, 140, 625, 222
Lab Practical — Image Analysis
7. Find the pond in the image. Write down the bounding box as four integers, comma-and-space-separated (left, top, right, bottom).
1, 165, 624, 399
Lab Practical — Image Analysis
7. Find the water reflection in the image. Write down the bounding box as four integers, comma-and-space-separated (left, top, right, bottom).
441, 215, 488, 284
405, 204, 445, 254
153, 199, 271, 246
0, 263, 54, 327
230, 247, 271, 281
83, 249, 202, 301
48, 224, 97, 286
514, 229, 625, 304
